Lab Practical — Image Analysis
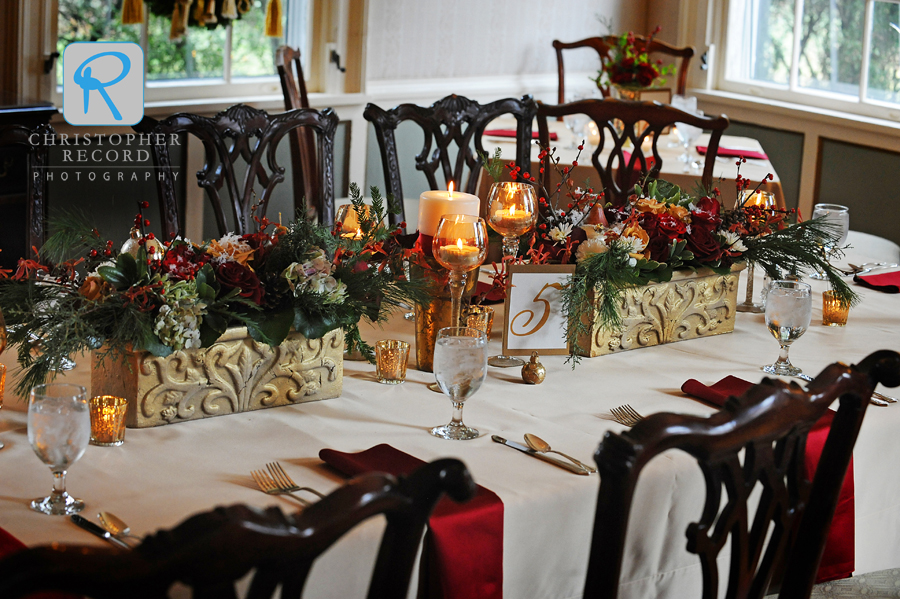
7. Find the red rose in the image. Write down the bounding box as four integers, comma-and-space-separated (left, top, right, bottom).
686, 225, 724, 262
656, 213, 687, 239
695, 196, 721, 216
215, 261, 265, 305
636, 63, 658, 87
160, 243, 209, 281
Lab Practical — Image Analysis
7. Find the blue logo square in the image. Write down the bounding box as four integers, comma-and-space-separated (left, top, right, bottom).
63, 42, 144, 126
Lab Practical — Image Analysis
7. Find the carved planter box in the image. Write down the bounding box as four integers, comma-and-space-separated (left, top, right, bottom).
575, 264, 743, 357
92, 327, 344, 428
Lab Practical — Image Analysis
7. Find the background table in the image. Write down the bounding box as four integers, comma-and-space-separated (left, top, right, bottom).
0, 232, 897, 598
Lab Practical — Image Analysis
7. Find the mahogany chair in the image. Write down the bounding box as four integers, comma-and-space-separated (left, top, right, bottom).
363, 94, 538, 226
276, 46, 320, 222
134, 104, 338, 239
553, 36, 694, 105
0, 458, 475, 599
0, 123, 54, 258
536, 98, 729, 205
583, 350, 900, 599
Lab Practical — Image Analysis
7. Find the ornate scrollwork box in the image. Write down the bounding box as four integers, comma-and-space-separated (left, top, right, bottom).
91, 328, 344, 427
576, 264, 744, 357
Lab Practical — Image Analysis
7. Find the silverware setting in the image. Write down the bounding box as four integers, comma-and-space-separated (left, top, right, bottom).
836, 262, 900, 276
792, 373, 895, 405
251, 462, 325, 506
491, 435, 590, 475
70, 514, 130, 549
523, 433, 596, 473
97, 511, 140, 545
609, 404, 644, 427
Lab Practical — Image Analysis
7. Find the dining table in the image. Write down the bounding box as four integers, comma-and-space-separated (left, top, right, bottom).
0, 231, 898, 599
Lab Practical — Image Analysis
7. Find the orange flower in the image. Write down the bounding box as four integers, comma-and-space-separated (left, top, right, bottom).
634, 197, 665, 215
667, 204, 690, 222
207, 238, 255, 267
621, 223, 651, 259
79, 276, 111, 301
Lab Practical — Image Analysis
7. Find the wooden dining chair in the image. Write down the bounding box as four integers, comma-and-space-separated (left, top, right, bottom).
582, 350, 900, 599
364, 94, 538, 226
134, 104, 338, 239
0, 123, 54, 257
553, 36, 694, 105
276, 46, 320, 223
536, 98, 729, 205
0, 458, 475, 599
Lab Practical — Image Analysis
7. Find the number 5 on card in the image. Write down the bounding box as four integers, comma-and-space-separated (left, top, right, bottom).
501, 264, 575, 356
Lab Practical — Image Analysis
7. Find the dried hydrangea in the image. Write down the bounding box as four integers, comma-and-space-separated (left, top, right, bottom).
282, 248, 347, 305
153, 279, 206, 350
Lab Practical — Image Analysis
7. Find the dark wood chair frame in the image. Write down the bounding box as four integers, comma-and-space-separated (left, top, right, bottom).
536, 98, 729, 206
0, 458, 476, 599
363, 94, 538, 226
583, 350, 900, 599
134, 104, 338, 239
0, 123, 54, 254
553, 36, 694, 105
276, 45, 320, 223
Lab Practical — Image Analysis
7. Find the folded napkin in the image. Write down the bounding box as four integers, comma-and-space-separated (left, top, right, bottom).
319, 444, 503, 599
0, 526, 82, 599
617, 151, 657, 190
483, 129, 558, 141
696, 145, 768, 160
681, 376, 854, 583
854, 270, 900, 293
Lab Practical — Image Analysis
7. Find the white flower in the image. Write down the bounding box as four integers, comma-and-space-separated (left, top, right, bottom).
580, 224, 605, 240
548, 223, 573, 243
619, 235, 648, 254
720, 229, 748, 253
576, 237, 609, 262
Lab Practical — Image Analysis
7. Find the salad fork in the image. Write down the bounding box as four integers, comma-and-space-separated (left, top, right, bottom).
610, 405, 644, 427
266, 462, 326, 500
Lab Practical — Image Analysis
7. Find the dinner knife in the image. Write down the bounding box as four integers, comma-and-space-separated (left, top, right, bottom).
70, 514, 130, 549
491, 435, 590, 475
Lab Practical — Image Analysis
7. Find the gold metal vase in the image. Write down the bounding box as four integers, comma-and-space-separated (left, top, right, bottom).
411, 263, 478, 372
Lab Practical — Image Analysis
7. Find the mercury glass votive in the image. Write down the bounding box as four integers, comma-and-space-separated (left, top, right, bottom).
822, 291, 850, 327
465, 305, 494, 338
375, 340, 410, 384
89, 395, 128, 446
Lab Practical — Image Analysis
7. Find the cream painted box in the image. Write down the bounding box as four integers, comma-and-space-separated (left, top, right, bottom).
92, 327, 344, 427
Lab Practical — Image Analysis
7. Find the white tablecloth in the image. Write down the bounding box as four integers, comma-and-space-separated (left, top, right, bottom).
0, 231, 898, 598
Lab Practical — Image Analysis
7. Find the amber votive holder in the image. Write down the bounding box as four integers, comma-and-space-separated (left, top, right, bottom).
376, 340, 410, 385
89, 395, 128, 446
466, 305, 494, 338
0, 363, 6, 408
822, 291, 850, 327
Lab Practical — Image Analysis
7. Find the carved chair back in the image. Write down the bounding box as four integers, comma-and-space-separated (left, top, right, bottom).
583, 350, 900, 599
363, 94, 537, 226
553, 36, 694, 105
276, 45, 320, 222
0, 458, 475, 599
134, 104, 338, 239
536, 99, 728, 206
0, 123, 54, 257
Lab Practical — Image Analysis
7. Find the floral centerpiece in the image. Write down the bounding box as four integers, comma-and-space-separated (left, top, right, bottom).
595, 26, 676, 96
0, 184, 422, 395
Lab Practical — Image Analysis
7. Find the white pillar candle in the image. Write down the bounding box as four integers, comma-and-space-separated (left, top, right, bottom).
417, 187, 481, 237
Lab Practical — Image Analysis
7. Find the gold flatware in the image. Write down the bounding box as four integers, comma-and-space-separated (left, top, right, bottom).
609, 404, 644, 427
523, 433, 596, 473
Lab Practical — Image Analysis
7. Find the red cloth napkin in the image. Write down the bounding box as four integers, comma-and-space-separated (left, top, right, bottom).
617, 151, 657, 190
0, 527, 82, 599
484, 129, 557, 141
319, 444, 503, 599
854, 270, 900, 293
696, 145, 768, 160
681, 377, 854, 583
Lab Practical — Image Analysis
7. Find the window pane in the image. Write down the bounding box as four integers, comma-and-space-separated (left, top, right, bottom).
146, 12, 224, 81
231, 0, 280, 78
867, 1, 900, 103
798, 0, 865, 97
728, 0, 795, 85
57, 0, 140, 85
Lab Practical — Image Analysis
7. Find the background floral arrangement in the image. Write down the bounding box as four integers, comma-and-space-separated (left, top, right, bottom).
596, 27, 676, 91
0, 184, 422, 393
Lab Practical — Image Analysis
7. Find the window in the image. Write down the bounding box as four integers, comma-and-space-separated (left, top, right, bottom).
55, 0, 310, 102
721, 0, 900, 118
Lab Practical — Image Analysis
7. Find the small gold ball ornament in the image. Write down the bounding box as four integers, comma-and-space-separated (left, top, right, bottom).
521, 351, 546, 385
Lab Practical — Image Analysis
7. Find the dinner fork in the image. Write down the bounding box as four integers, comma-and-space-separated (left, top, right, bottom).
266, 462, 326, 500
250, 465, 324, 506
610, 404, 644, 427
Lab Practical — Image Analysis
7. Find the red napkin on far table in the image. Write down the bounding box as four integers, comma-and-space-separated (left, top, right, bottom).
319, 444, 503, 599
854, 271, 900, 293
696, 145, 768, 160
680, 376, 854, 583
484, 129, 557, 141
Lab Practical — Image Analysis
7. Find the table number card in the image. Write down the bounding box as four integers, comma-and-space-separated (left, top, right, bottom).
502, 264, 576, 356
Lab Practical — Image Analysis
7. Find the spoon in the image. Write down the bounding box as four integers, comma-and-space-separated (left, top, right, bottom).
523, 434, 596, 473
98, 512, 141, 543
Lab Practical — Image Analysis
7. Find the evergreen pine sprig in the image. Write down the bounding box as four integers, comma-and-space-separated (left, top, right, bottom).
477, 147, 505, 183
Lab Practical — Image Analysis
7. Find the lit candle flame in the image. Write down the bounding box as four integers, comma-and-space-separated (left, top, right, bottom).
448, 181, 454, 197
456, 238, 464, 249
508, 205, 516, 216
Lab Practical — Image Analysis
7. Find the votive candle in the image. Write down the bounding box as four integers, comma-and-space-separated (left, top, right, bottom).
89, 395, 128, 446
822, 291, 850, 327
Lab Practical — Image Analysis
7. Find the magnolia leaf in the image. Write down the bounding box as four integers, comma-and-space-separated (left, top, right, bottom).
116, 252, 139, 284
137, 331, 173, 358
97, 265, 129, 289
249, 308, 294, 346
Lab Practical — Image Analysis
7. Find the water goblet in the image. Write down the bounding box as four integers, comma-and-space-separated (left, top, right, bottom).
762, 281, 812, 376
810, 204, 850, 280
430, 327, 488, 441
28, 383, 91, 515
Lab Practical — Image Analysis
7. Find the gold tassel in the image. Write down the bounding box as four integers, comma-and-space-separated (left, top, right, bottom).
121, 0, 144, 24
193, 0, 205, 23
203, 0, 217, 24
170, 0, 193, 41
237, 0, 251, 14
221, 0, 238, 20
265, 0, 283, 37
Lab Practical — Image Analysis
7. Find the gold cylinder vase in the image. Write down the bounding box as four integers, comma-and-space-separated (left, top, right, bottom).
412, 263, 479, 372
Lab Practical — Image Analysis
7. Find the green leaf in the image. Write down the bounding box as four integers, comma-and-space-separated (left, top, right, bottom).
136, 330, 173, 357
97, 265, 129, 289
199, 312, 228, 346
249, 308, 294, 346
117, 252, 138, 284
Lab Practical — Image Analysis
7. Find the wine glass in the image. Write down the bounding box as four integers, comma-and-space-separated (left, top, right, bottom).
762, 281, 812, 376
810, 204, 850, 280
736, 190, 777, 313
670, 95, 702, 172
430, 327, 488, 441
432, 215, 488, 329
563, 114, 587, 149
28, 383, 90, 515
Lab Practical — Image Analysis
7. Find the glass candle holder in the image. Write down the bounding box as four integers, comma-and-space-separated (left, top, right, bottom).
822, 291, 850, 326
375, 340, 410, 384
432, 215, 488, 329
89, 395, 128, 446
335, 203, 375, 239
465, 305, 494, 338
487, 182, 537, 260
736, 190, 776, 314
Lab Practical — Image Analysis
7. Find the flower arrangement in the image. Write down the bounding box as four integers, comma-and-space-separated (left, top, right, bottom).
595, 27, 676, 92
0, 184, 423, 393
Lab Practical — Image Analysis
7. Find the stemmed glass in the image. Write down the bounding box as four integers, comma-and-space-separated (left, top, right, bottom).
0, 308, 6, 450
486, 182, 537, 368
736, 190, 777, 313
432, 215, 488, 329
671, 95, 702, 172
762, 281, 812, 376
809, 204, 850, 280
28, 383, 91, 515
430, 327, 488, 441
